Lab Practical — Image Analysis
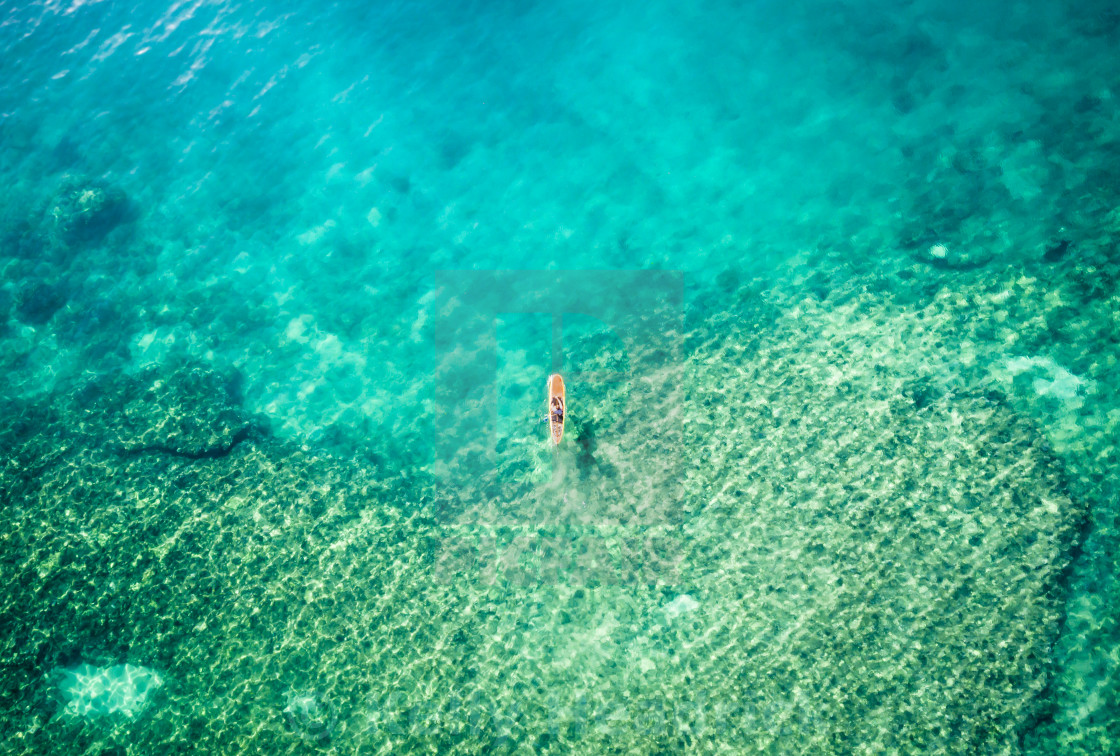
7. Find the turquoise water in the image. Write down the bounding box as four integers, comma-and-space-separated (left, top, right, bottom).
2, 0, 1119, 752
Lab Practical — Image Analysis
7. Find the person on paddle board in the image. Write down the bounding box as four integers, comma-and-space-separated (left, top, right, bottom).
542, 373, 566, 445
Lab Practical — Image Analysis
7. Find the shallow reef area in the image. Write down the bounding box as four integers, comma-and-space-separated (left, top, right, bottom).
0, 254, 1110, 752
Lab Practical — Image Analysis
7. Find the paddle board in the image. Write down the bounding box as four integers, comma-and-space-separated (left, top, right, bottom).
547, 373, 565, 445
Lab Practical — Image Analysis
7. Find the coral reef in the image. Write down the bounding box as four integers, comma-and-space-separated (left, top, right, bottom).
13, 280, 68, 326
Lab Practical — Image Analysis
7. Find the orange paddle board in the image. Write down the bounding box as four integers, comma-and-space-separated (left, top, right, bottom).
547, 373, 565, 445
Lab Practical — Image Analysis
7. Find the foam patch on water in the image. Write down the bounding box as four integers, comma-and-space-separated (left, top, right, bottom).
1004, 355, 1091, 403
663, 594, 700, 619
55, 663, 164, 719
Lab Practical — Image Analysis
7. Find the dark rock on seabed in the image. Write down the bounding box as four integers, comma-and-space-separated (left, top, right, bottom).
45, 176, 130, 251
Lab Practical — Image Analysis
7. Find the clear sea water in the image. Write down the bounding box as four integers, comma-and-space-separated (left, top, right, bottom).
2, 0, 1118, 752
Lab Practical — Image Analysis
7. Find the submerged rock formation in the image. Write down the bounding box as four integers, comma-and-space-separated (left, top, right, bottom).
45, 177, 129, 250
